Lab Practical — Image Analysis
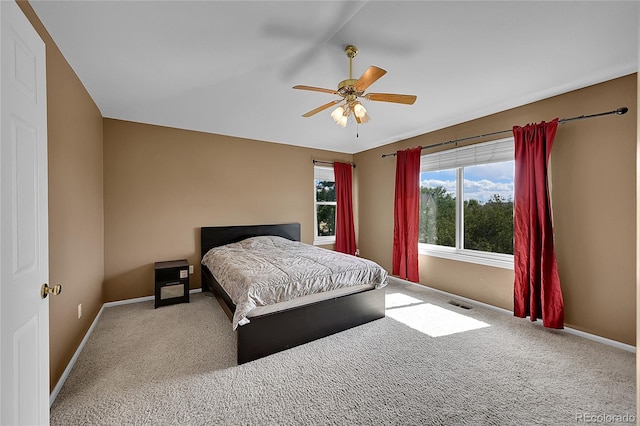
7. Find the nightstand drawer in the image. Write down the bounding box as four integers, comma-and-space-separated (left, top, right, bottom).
154, 260, 189, 308
159, 281, 185, 299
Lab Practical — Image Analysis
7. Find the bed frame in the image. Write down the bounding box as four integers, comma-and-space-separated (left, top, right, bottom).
200, 223, 386, 364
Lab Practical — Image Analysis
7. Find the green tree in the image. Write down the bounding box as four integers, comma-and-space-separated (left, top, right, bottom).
464, 194, 513, 254
316, 180, 336, 236
419, 186, 455, 246
316, 180, 335, 202
419, 187, 514, 255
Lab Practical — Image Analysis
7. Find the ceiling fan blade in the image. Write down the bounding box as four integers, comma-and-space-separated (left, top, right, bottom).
293, 85, 338, 95
354, 66, 387, 92
302, 100, 341, 117
365, 93, 417, 105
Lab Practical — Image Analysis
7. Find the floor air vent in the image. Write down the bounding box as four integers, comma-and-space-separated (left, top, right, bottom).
448, 300, 471, 310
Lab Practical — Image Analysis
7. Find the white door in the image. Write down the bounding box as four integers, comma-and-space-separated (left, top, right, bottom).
0, 1, 50, 425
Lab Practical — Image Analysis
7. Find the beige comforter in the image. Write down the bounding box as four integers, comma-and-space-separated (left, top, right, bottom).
201, 235, 388, 329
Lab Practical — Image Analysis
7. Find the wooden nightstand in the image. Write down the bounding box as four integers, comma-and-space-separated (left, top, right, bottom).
154, 259, 190, 308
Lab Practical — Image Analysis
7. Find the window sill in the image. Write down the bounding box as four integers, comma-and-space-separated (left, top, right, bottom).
314, 237, 335, 246
418, 244, 514, 270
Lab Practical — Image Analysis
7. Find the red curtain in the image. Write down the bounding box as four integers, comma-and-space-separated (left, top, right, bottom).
513, 119, 564, 329
392, 147, 421, 282
334, 162, 357, 255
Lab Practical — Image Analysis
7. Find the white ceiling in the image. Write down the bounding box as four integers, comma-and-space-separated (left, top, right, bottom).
30, 1, 639, 154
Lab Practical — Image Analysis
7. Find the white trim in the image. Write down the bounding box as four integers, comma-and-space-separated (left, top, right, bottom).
104, 295, 154, 307
562, 327, 636, 353
104, 288, 202, 308
49, 304, 105, 406
455, 168, 463, 249
419, 244, 514, 270
313, 165, 337, 243
49, 288, 202, 406
313, 236, 336, 246
389, 276, 636, 353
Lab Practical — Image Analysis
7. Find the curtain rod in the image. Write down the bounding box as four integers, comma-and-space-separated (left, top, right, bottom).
313, 159, 356, 168
380, 107, 629, 158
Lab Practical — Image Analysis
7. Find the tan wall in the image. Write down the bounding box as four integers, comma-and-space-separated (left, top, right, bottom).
18, 1, 105, 391
17, 0, 639, 392
356, 74, 637, 346
103, 119, 353, 302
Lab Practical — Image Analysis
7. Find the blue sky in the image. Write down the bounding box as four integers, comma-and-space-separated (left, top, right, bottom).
420, 160, 514, 203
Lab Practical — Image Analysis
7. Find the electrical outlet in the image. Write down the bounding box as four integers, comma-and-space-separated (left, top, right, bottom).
189, 265, 194, 274
77, 304, 82, 319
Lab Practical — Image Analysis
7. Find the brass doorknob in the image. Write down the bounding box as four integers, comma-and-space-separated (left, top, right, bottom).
41, 283, 62, 299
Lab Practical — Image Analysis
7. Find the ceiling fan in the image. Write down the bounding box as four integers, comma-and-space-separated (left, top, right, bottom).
293, 45, 417, 127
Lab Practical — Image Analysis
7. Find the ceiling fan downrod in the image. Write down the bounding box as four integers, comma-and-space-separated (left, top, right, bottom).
345, 45, 358, 80
338, 45, 360, 93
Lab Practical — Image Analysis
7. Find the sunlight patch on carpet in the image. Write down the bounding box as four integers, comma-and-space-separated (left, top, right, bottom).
385, 293, 491, 337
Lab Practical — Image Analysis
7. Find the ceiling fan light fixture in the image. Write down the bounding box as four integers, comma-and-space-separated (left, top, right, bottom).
331, 106, 345, 122
337, 115, 348, 128
353, 102, 367, 119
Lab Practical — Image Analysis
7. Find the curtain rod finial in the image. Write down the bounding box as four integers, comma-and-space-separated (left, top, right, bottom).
616, 107, 628, 115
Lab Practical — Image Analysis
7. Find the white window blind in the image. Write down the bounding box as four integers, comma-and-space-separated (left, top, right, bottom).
314, 166, 334, 181
421, 137, 514, 172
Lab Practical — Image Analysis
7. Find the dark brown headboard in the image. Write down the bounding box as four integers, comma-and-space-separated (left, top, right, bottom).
200, 223, 301, 260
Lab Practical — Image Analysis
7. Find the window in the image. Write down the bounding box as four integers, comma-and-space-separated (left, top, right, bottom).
419, 137, 514, 269
314, 166, 336, 244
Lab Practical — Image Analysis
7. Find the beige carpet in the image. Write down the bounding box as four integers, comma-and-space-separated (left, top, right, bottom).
50, 279, 635, 425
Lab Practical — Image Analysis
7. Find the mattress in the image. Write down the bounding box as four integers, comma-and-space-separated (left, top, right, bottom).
201, 235, 388, 329
246, 283, 374, 318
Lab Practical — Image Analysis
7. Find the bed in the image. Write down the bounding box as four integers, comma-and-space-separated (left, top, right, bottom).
200, 223, 387, 364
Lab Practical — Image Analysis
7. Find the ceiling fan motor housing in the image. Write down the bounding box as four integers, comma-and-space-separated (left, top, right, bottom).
337, 79, 363, 97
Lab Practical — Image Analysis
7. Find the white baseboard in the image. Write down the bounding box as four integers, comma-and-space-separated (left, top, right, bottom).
388, 276, 636, 353
49, 302, 105, 406
104, 287, 202, 308
49, 288, 203, 406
